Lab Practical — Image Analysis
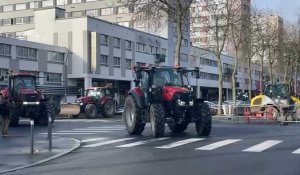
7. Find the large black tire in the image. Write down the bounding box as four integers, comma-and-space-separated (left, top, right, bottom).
123, 95, 145, 135
168, 123, 188, 133
149, 104, 165, 138
37, 102, 56, 126
195, 102, 212, 136
9, 109, 19, 127
102, 100, 115, 118
85, 104, 98, 119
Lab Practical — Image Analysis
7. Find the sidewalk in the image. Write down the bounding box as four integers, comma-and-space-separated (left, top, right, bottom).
0, 132, 80, 174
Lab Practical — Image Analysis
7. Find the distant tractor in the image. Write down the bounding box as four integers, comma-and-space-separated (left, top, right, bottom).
123, 65, 212, 138
0, 73, 56, 126
251, 83, 300, 121
75, 87, 119, 118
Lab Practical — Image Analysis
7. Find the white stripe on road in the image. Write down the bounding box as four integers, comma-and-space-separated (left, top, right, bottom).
196, 139, 242, 150
88, 127, 125, 129
73, 128, 124, 131
155, 138, 205, 149
81, 138, 107, 143
82, 138, 135, 148
116, 138, 170, 148
292, 148, 300, 154
243, 140, 282, 152
56, 130, 111, 133
40, 133, 94, 135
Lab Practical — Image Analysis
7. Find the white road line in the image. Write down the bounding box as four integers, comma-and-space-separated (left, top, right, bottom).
243, 140, 282, 152
73, 128, 124, 131
81, 138, 107, 143
292, 148, 300, 154
117, 137, 170, 148
56, 130, 111, 133
83, 138, 135, 148
40, 133, 94, 135
155, 138, 205, 149
88, 127, 125, 129
195, 139, 242, 150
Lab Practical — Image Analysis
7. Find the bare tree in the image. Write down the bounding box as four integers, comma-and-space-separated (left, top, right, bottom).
117, 0, 194, 66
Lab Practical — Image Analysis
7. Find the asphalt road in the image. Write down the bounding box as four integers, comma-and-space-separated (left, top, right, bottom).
5, 116, 300, 175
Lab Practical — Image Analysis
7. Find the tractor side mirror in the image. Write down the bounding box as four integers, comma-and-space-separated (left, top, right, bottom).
194, 67, 200, 79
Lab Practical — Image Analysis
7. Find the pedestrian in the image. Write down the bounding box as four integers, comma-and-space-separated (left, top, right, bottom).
0, 92, 10, 137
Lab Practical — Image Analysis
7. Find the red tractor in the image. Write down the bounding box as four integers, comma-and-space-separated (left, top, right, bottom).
0, 73, 56, 126
123, 66, 212, 138
75, 87, 119, 118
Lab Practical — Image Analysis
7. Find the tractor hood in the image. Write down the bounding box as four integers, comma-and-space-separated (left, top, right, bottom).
162, 86, 190, 101
76, 96, 94, 104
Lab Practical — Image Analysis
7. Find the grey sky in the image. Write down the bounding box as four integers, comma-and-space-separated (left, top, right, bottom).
253, 0, 300, 23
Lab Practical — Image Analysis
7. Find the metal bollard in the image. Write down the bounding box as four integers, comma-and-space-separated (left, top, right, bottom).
48, 117, 52, 151
30, 119, 34, 155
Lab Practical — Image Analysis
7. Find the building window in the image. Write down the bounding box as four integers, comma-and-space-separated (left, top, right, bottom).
162, 48, 167, 55
45, 73, 62, 83
16, 32, 26, 40
2, 19, 12, 26
86, 9, 99, 17
0, 44, 11, 56
136, 43, 146, 52
100, 34, 108, 45
118, 6, 129, 14
100, 8, 114, 15
113, 38, 121, 48
30, 2, 40, 9
114, 57, 121, 67
72, 0, 82, 3
42, 0, 53, 7
149, 46, 155, 54
57, 0, 68, 5
16, 3, 27, 11
125, 40, 132, 50
71, 11, 83, 17
16, 46, 37, 59
0, 69, 8, 81
180, 54, 188, 62
48, 52, 64, 63
100, 55, 108, 66
3, 5, 14, 12
245, 79, 249, 84
16, 17, 25, 25
126, 59, 132, 69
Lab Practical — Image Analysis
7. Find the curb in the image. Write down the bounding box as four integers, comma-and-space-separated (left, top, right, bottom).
0, 137, 81, 174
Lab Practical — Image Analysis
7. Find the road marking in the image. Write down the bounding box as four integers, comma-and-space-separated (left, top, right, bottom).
155, 138, 205, 149
73, 128, 124, 131
116, 137, 170, 148
82, 138, 135, 148
292, 148, 300, 154
81, 138, 107, 143
195, 139, 242, 150
55, 119, 115, 122
40, 133, 94, 135
88, 127, 125, 129
56, 130, 111, 133
243, 140, 282, 152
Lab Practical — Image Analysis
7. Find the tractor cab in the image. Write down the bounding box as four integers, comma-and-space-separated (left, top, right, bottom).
10, 74, 37, 96
264, 84, 290, 100
85, 87, 115, 99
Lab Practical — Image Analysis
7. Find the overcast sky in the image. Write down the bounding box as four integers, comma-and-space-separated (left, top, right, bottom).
253, 0, 300, 24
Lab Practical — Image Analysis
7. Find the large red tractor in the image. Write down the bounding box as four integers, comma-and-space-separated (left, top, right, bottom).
123, 66, 212, 138
75, 87, 119, 118
0, 73, 56, 126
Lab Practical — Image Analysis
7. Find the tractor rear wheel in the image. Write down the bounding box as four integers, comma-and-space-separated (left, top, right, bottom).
102, 100, 115, 118
9, 109, 19, 127
266, 106, 279, 121
168, 123, 188, 133
149, 104, 165, 138
123, 95, 145, 135
85, 104, 98, 119
195, 102, 212, 136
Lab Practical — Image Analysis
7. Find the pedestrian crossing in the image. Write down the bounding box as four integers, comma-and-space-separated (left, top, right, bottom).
78, 137, 300, 155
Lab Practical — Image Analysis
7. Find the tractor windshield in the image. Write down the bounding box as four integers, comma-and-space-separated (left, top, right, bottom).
14, 76, 36, 91
86, 89, 114, 98
265, 85, 289, 99
152, 68, 184, 87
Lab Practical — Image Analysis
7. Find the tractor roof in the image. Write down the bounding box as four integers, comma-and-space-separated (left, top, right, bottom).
86, 86, 117, 90
12, 73, 35, 77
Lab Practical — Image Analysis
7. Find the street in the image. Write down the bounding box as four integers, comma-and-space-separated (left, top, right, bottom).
3, 116, 300, 175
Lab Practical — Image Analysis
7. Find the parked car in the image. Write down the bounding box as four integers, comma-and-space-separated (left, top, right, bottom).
204, 101, 218, 115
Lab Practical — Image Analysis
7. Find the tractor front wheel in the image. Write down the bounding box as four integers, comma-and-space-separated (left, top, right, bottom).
123, 95, 145, 135
85, 104, 98, 119
102, 100, 115, 118
195, 102, 212, 136
149, 104, 165, 138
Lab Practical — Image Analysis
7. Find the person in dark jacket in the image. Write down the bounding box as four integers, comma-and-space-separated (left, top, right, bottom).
0, 92, 10, 137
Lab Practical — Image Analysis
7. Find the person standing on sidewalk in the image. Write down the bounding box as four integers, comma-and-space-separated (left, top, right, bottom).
0, 92, 10, 137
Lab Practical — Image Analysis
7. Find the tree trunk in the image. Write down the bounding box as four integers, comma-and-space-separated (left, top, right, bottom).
284, 55, 291, 84
232, 58, 238, 107
175, 10, 183, 67
269, 63, 273, 84
260, 53, 264, 94
295, 58, 298, 95
248, 57, 252, 99
217, 53, 223, 115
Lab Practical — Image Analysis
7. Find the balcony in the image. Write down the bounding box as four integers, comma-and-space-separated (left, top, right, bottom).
223, 67, 234, 75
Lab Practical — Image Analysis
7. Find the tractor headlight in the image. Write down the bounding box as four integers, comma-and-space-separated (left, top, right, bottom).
189, 101, 194, 106
23, 101, 40, 105
177, 99, 186, 106
80, 103, 83, 106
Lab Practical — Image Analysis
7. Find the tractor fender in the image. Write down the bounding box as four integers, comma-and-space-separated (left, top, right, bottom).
128, 87, 146, 109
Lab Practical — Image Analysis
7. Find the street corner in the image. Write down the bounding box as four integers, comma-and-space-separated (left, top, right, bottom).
0, 135, 81, 174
